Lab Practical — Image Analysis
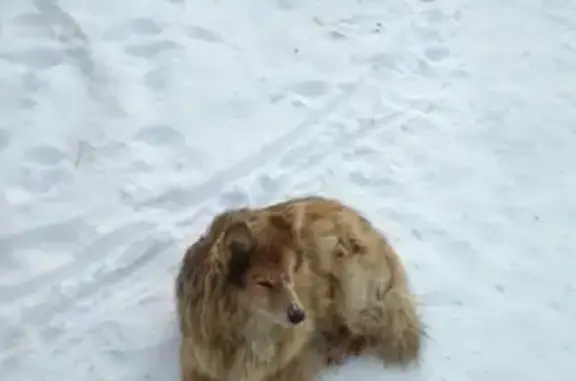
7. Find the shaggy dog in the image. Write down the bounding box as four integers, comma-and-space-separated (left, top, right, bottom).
175, 196, 423, 381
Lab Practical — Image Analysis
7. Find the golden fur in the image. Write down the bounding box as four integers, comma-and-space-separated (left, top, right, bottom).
175, 196, 423, 381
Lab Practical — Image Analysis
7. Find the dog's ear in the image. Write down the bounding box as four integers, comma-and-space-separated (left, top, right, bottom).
268, 213, 304, 270
223, 220, 254, 287
269, 213, 301, 243
268, 213, 292, 234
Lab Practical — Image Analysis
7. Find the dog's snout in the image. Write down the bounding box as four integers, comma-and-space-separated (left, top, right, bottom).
287, 304, 306, 325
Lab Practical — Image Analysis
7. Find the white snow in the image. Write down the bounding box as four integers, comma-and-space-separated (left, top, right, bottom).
1, 0, 576, 380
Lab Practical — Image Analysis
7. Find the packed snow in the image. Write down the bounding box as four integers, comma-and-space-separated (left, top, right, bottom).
1, 0, 576, 380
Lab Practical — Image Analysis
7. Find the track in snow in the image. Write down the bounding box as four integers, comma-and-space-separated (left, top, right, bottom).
1, 0, 576, 381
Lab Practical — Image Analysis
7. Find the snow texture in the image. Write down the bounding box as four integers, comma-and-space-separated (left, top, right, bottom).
1, 0, 576, 380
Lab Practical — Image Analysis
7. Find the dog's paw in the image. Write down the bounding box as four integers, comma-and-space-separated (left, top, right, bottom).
326, 335, 367, 365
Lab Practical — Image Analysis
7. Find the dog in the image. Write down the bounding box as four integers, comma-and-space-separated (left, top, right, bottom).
175, 196, 423, 381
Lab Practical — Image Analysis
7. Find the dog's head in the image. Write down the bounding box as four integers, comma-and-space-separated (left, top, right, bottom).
219, 214, 307, 327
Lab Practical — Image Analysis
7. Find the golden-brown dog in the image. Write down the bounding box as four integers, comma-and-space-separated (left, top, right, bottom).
175, 196, 422, 381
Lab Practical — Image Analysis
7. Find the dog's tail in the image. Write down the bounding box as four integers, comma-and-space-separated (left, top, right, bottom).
375, 239, 424, 366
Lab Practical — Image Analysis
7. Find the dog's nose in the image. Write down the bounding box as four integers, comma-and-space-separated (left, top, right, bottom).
287, 304, 306, 325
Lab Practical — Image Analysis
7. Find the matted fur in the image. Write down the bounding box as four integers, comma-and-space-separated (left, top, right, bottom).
175, 196, 423, 381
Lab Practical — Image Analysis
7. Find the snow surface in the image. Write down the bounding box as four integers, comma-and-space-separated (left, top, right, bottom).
1, 0, 576, 380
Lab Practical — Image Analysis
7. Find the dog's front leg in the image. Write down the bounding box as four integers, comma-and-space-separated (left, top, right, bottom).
181, 369, 214, 381
324, 325, 368, 365
179, 341, 216, 381
266, 346, 323, 381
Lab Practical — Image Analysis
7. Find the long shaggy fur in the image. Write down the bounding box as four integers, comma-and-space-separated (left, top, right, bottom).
175, 196, 423, 381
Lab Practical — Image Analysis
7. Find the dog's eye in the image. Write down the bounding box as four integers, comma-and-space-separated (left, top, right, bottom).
257, 281, 274, 289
